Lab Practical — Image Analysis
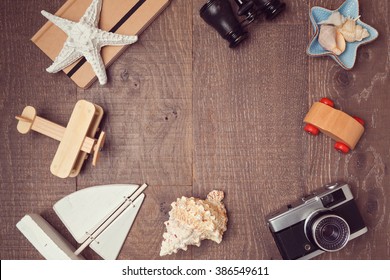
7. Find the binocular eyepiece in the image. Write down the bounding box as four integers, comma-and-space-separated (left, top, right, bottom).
200, 0, 286, 48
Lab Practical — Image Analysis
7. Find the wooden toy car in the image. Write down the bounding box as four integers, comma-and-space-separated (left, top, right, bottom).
303, 98, 365, 153
16, 100, 106, 178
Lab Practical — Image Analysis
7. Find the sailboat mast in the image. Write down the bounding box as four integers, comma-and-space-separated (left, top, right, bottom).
74, 183, 148, 256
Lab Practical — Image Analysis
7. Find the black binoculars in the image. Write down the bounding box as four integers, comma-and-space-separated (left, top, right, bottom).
200, 0, 286, 48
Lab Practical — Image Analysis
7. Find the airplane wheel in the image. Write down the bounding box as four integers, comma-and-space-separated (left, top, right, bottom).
353, 116, 365, 126
320, 97, 334, 108
304, 124, 319, 135
334, 142, 350, 154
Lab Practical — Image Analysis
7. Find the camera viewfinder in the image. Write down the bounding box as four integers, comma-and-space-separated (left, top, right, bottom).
321, 189, 346, 208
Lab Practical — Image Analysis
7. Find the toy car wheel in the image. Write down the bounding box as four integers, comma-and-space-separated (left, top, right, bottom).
334, 142, 350, 154
353, 116, 365, 126
304, 124, 319, 135
320, 98, 334, 108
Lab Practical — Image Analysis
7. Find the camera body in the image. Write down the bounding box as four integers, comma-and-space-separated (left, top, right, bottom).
267, 183, 367, 260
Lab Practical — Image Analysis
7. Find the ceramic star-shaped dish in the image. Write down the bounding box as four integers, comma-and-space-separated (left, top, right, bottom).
306, 0, 378, 70
42, 0, 138, 85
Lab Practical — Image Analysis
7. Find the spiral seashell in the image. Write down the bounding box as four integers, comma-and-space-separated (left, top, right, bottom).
159, 190, 228, 256
338, 18, 369, 42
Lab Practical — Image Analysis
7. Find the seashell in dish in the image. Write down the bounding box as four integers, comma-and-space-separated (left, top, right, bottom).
318, 25, 346, 55
159, 190, 228, 256
307, 0, 379, 70
338, 18, 370, 42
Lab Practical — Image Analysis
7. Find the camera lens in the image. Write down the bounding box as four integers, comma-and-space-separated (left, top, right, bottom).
311, 214, 350, 252
200, 0, 248, 48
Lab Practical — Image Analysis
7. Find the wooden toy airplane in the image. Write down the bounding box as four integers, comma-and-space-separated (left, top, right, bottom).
304, 97, 365, 153
16, 183, 147, 260
15, 100, 106, 178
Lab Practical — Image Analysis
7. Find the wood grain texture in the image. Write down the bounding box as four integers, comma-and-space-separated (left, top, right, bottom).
192, 0, 309, 259
1, 0, 389, 260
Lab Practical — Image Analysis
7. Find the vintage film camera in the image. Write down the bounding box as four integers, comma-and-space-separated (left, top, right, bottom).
200, 0, 286, 48
267, 183, 368, 260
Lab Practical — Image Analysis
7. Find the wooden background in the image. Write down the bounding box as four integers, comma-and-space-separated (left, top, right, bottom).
0, 0, 389, 260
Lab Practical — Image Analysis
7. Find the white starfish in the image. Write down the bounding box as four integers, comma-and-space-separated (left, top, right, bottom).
42, 0, 138, 85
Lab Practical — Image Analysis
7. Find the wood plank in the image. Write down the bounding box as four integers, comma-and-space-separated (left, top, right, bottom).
76, 0, 193, 259
75, 0, 192, 187
192, 0, 309, 259
0, 0, 78, 260
307, 0, 390, 259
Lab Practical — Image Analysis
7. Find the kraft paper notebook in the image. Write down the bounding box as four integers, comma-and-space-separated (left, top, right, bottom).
32, 0, 171, 89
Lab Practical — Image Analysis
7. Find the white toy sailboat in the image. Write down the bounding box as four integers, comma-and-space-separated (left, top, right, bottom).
16, 183, 147, 260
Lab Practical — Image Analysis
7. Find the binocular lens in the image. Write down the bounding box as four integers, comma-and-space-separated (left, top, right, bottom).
200, 0, 248, 48
257, 0, 286, 20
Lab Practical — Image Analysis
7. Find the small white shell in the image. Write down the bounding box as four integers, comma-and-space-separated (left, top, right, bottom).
318, 11, 346, 27
159, 190, 228, 256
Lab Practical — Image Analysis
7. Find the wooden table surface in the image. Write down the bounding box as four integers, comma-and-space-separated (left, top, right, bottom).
0, 0, 389, 260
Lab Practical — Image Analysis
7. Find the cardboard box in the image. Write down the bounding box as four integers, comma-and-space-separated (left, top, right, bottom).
32, 0, 171, 89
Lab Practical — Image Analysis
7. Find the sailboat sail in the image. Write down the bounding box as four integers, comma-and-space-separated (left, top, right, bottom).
17, 183, 147, 260
53, 184, 140, 243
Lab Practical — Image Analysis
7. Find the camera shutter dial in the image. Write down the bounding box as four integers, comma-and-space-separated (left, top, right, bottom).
323, 182, 341, 190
